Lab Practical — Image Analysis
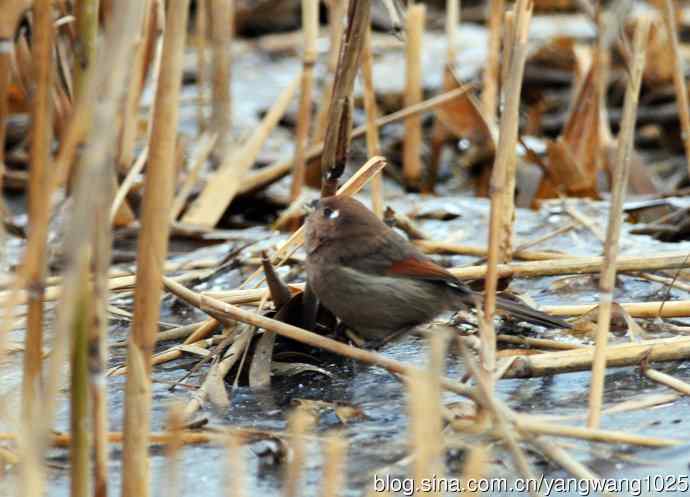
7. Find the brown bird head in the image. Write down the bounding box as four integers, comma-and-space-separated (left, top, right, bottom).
304, 196, 381, 255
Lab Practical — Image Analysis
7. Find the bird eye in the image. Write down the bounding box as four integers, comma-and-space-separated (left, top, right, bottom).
323, 207, 339, 220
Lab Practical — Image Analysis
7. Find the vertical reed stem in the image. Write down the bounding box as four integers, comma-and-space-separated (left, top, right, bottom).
121, 3, 190, 497
195, 0, 208, 132
402, 4, 425, 190
74, 0, 99, 99
483, 0, 532, 393
360, 27, 384, 217
481, 0, 504, 120
587, 18, 649, 429
209, 0, 233, 155
320, 0, 371, 196
289, 0, 319, 208
660, 0, 690, 178
23, 0, 54, 427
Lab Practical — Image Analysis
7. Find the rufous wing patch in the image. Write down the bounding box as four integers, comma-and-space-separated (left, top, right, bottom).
387, 257, 457, 283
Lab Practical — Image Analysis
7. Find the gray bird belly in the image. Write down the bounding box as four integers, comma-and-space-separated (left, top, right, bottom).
308, 263, 446, 340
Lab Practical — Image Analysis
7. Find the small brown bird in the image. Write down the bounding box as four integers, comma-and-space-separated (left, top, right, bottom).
304, 196, 570, 346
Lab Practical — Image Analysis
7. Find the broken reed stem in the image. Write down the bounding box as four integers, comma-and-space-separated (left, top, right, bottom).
121, 3, 190, 497
402, 4, 425, 190
320, 433, 347, 497
660, 0, 690, 177
320, 0, 371, 196
314, 0, 345, 144
289, 0, 319, 207
283, 409, 314, 497
195, 0, 208, 131
641, 360, 690, 396
182, 74, 300, 228
481, 0, 504, 120
240, 84, 474, 194
360, 27, 384, 218
22, 0, 54, 424
587, 18, 649, 430
482, 0, 532, 396
209, 0, 234, 155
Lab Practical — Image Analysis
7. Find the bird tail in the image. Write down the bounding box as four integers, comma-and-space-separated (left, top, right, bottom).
494, 296, 571, 329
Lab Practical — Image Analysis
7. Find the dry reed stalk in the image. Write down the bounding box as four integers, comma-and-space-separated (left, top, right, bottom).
314, 0, 346, 144
42, 3, 147, 496
90, 172, 112, 497
121, 3, 190, 497
516, 417, 681, 448
528, 437, 600, 482
414, 240, 571, 261
360, 27, 384, 217
407, 332, 446, 491
183, 316, 220, 344
460, 446, 489, 497
118, 0, 157, 173
660, 0, 690, 177
170, 132, 217, 219
70, 280, 91, 497
73, 0, 99, 99
402, 4, 425, 189
182, 74, 300, 227
225, 433, 246, 497
502, 336, 690, 379
481, 0, 504, 120
110, 146, 148, 222
448, 252, 690, 281
320, 0, 371, 196
482, 0, 532, 396
446, 0, 459, 64
0, 431, 222, 447
459, 338, 541, 497
587, 18, 649, 429
163, 276, 477, 400
209, 0, 234, 155
320, 432, 347, 497
283, 408, 315, 497
22, 0, 54, 423
164, 403, 185, 497
496, 335, 584, 351
195, 0, 208, 131
288, 0, 318, 219
641, 357, 690, 395
240, 84, 474, 194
